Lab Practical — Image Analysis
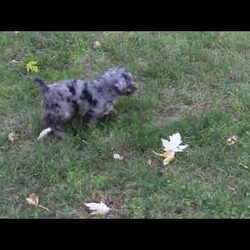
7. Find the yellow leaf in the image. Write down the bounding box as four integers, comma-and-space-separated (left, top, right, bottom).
163, 158, 170, 165
162, 151, 175, 165
153, 150, 175, 165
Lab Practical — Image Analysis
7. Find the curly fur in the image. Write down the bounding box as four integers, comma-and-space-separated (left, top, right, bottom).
35, 67, 138, 137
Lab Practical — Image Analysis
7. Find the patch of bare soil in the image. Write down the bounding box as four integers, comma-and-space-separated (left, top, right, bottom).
152, 101, 211, 125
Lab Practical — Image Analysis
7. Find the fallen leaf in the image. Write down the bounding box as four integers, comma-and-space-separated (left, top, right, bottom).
8, 131, 21, 142
113, 153, 124, 160
26, 193, 50, 211
93, 41, 101, 50
227, 185, 237, 194
161, 133, 188, 152
84, 201, 110, 215
26, 193, 39, 205
239, 163, 248, 169
147, 158, 153, 165
153, 150, 175, 165
37, 127, 52, 140
226, 135, 238, 146
153, 132, 187, 166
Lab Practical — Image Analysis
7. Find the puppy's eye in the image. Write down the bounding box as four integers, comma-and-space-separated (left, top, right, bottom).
122, 73, 128, 80
122, 73, 131, 81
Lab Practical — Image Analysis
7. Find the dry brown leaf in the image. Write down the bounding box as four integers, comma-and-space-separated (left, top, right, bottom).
84, 201, 110, 215
226, 135, 238, 146
113, 153, 124, 160
8, 131, 21, 142
26, 193, 39, 205
93, 41, 101, 50
147, 158, 153, 165
26, 193, 49, 211
153, 150, 175, 165
153, 132, 188, 166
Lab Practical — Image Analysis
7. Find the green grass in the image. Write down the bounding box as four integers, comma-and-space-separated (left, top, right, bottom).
1, 31, 250, 218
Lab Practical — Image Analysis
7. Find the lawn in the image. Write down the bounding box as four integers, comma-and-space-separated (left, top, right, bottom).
1, 31, 250, 218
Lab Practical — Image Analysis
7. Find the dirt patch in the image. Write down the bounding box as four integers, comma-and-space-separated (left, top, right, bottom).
152, 101, 211, 125
185, 61, 208, 75
2, 116, 28, 131
0, 115, 37, 156
1, 115, 35, 138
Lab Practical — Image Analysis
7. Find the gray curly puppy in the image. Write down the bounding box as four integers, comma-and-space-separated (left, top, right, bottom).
35, 67, 138, 137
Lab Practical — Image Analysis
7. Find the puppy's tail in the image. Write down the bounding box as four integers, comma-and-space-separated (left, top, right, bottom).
34, 77, 49, 92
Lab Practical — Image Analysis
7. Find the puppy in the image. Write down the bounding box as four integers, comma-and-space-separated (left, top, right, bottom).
35, 67, 138, 137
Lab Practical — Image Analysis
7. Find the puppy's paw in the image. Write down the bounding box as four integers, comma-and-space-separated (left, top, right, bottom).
108, 109, 118, 116
51, 129, 65, 138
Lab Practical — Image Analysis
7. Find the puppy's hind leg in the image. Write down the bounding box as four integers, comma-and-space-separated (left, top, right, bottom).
41, 113, 67, 138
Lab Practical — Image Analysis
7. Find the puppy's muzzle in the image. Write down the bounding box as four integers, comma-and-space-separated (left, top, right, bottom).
127, 82, 138, 94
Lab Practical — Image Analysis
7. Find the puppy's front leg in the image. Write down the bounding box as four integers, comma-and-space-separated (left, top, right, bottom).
102, 104, 118, 119
52, 127, 65, 138
41, 112, 68, 138
106, 108, 118, 117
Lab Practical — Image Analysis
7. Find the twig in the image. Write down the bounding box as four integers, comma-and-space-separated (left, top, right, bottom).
34, 204, 50, 211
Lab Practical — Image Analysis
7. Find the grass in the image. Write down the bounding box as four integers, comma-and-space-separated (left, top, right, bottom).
1, 31, 250, 218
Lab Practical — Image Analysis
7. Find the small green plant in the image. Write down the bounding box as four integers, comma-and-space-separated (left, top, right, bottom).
26, 61, 39, 73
